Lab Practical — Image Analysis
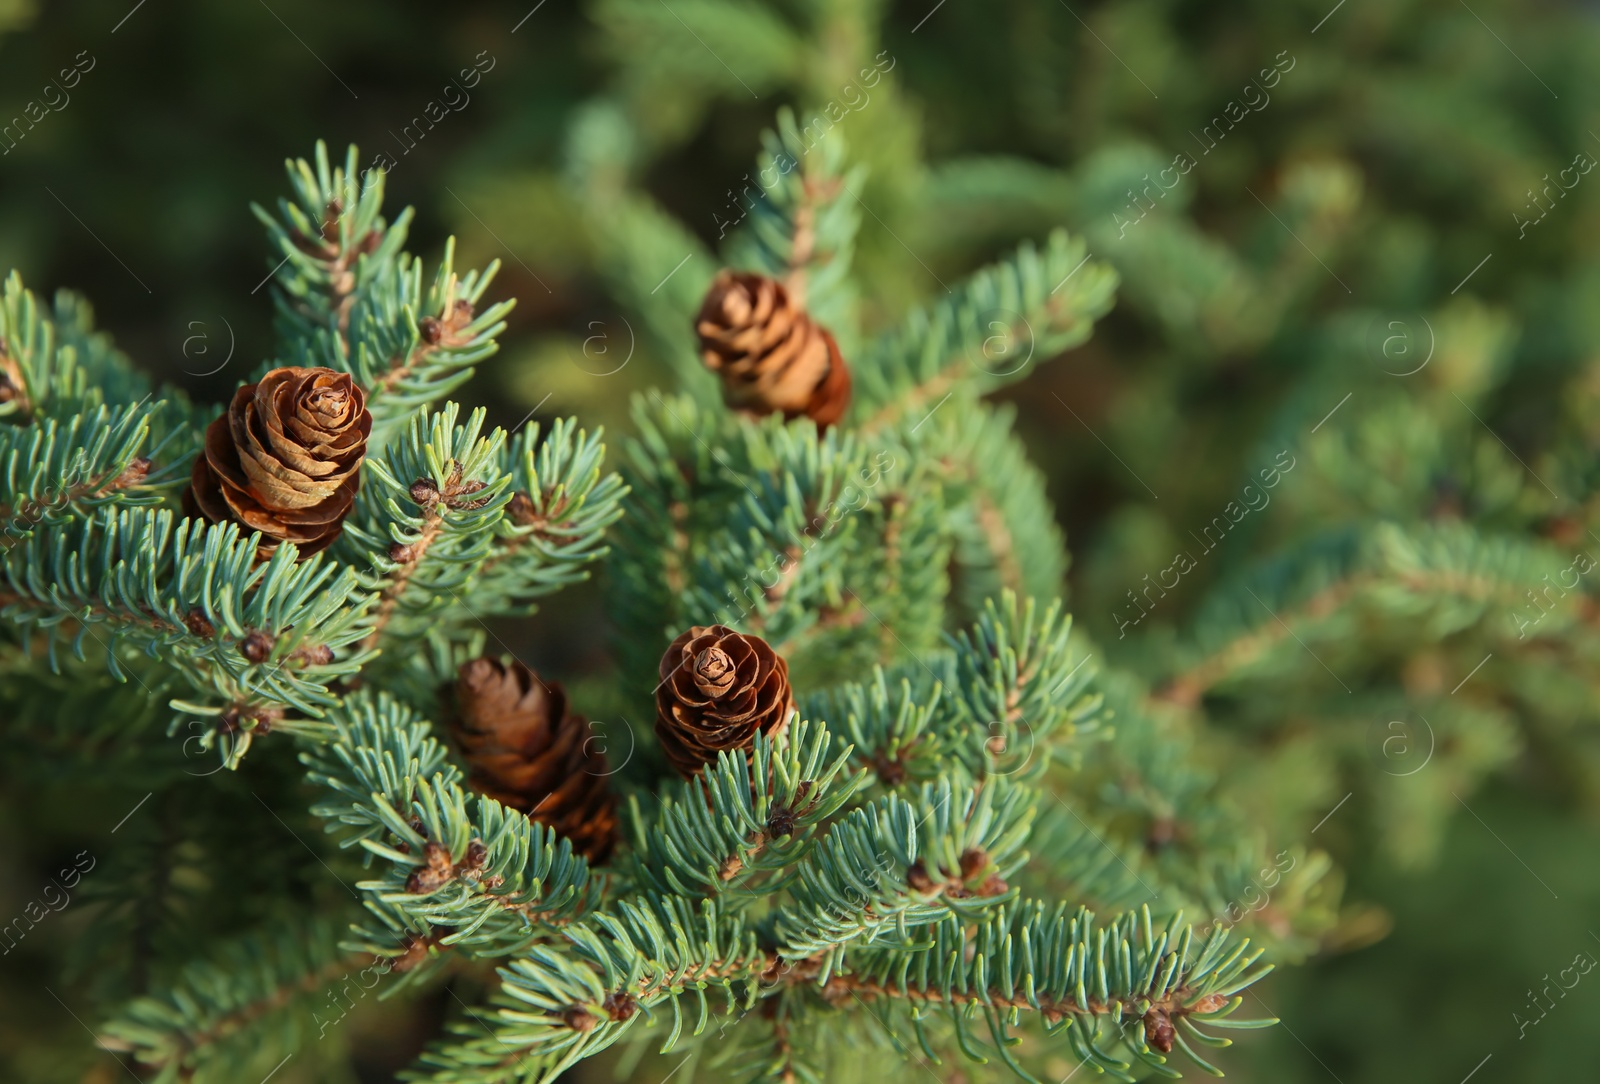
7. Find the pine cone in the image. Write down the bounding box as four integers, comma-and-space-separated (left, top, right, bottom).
695, 271, 851, 427
655, 625, 793, 778
451, 657, 617, 862
184, 366, 371, 560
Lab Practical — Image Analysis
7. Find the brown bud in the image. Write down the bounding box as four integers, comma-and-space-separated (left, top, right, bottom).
562, 1006, 598, 1033
392, 929, 439, 972
388, 541, 417, 564
766, 804, 797, 839
410, 478, 441, 506
0, 343, 20, 406
183, 608, 217, 638
508, 491, 537, 525
292, 643, 335, 667
321, 198, 344, 242
1144, 1009, 1175, 1054
406, 841, 454, 895
602, 992, 637, 1022
418, 316, 443, 344
112, 457, 152, 490
1190, 993, 1228, 1015
976, 873, 1009, 897
446, 480, 490, 511
218, 704, 283, 735
239, 630, 275, 663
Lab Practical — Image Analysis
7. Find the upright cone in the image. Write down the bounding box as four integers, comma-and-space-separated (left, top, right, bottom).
695, 271, 851, 427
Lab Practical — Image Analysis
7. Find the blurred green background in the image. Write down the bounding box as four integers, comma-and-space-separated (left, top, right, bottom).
3, 0, 1600, 1080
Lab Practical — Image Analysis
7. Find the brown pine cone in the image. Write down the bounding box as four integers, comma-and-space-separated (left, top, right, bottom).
695, 271, 851, 427
655, 625, 793, 778
184, 366, 371, 560
451, 657, 617, 862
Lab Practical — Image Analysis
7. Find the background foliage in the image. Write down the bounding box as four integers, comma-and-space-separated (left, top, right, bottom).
2, 0, 1599, 1081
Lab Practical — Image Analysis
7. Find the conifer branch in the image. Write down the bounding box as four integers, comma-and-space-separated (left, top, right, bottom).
853, 231, 1116, 432
1152, 522, 1552, 706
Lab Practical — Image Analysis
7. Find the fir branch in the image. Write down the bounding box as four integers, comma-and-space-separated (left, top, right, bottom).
255, 143, 514, 443
340, 403, 512, 652
343, 242, 513, 441
412, 895, 766, 1082
470, 417, 628, 615
835, 903, 1273, 1081
627, 719, 865, 897
0, 508, 371, 725
0, 274, 191, 423
943, 591, 1105, 773
0, 400, 166, 542
907, 397, 1070, 618
771, 775, 1033, 961
723, 106, 865, 339
809, 593, 1105, 786
604, 391, 755, 694
853, 231, 1116, 431
302, 690, 601, 958
1152, 522, 1557, 706
253, 142, 404, 365
98, 913, 370, 1082
805, 665, 953, 788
